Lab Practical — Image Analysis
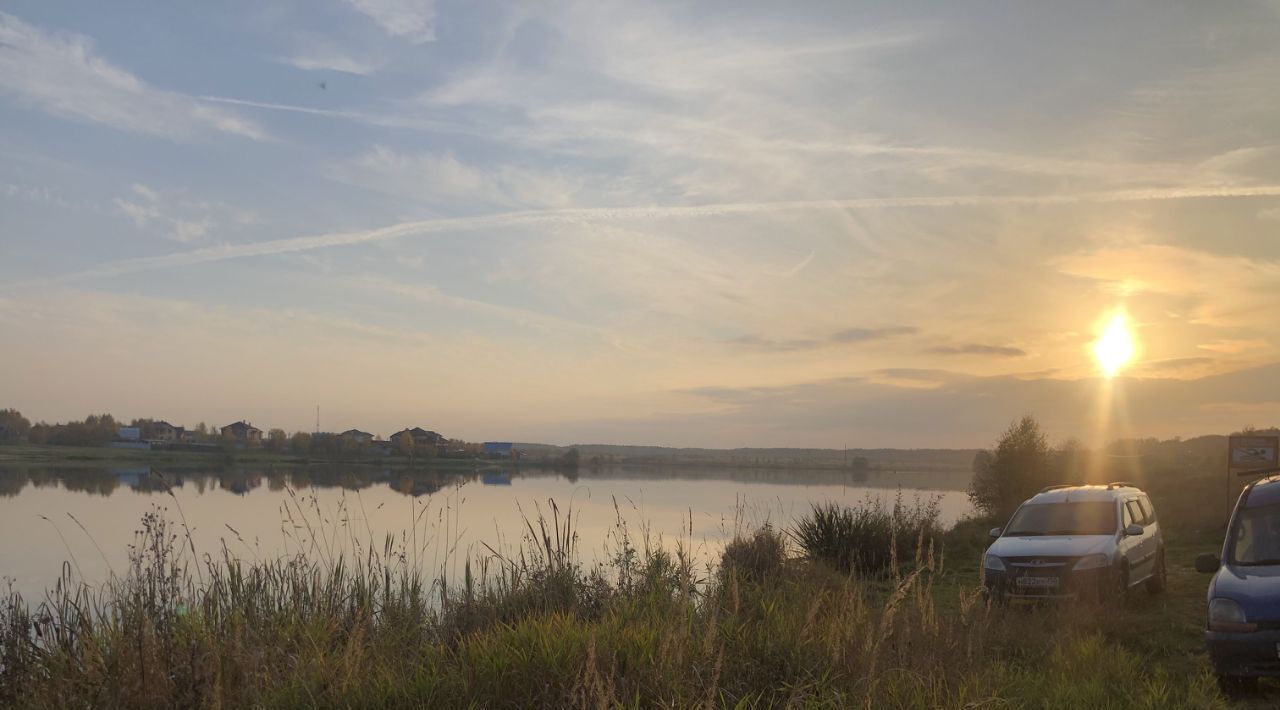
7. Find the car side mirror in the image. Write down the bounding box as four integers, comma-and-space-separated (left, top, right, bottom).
1124, 523, 1143, 536
1195, 554, 1221, 574
988, 527, 1001, 539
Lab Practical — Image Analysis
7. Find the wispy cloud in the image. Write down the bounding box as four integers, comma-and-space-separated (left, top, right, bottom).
1141, 356, 1214, 371
926, 343, 1027, 357
282, 53, 381, 75
730, 326, 917, 351
19, 184, 1280, 287
343, 0, 436, 44
0, 12, 265, 141
111, 183, 253, 243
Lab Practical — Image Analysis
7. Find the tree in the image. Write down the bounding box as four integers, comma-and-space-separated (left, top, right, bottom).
396, 433, 415, 461
968, 415, 1052, 520
0, 409, 31, 441
129, 418, 158, 440
266, 428, 288, 452
290, 431, 312, 456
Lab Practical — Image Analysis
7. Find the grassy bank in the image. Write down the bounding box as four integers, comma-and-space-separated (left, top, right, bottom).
0, 490, 1265, 709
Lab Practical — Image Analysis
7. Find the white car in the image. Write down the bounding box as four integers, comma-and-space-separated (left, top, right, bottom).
982, 483, 1166, 602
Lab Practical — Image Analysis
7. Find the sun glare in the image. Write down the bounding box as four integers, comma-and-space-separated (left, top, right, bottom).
1093, 311, 1135, 378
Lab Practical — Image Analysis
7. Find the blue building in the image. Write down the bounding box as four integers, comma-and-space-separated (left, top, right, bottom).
483, 442, 514, 456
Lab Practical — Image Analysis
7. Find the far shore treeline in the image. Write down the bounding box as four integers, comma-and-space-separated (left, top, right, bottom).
0, 408, 578, 466
1, 408, 1274, 485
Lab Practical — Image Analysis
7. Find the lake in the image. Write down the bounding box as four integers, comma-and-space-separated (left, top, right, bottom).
0, 464, 973, 600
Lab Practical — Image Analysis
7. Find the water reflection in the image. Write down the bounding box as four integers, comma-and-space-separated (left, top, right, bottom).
0, 464, 972, 601
0, 464, 962, 499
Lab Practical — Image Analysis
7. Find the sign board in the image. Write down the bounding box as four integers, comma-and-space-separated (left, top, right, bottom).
1228, 435, 1280, 506
1230, 436, 1279, 470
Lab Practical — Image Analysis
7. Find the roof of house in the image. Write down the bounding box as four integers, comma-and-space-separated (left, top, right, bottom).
223, 420, 261, 433
341, 429, 373, 437
394, 427, 442, 438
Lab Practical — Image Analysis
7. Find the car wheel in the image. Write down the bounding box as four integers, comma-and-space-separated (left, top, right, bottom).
1146, 548, 1167, 595
1217, 674, 1259, 697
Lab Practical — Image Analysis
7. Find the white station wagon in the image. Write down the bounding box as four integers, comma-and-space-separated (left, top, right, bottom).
982, 483, 1166, 602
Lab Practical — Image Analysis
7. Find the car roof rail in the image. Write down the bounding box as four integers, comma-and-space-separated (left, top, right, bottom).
1039, 484, 1073, 493
1106, 481, 1137, 490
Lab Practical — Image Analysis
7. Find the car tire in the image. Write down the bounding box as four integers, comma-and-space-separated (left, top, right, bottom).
1217, 674, 1259, 697
1145, 548, 1167, 595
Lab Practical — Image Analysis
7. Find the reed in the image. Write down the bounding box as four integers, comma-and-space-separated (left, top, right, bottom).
791, 490, 942, 577
0, 492, 1226, 709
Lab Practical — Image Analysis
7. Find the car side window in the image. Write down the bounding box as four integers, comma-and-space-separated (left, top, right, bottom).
1123, 503, 1134, 528
1125, 500, 1145, 527
1138, 495, 1155, 523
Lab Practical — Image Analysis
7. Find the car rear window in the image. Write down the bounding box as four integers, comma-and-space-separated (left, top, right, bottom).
1004, 501, 1117, 536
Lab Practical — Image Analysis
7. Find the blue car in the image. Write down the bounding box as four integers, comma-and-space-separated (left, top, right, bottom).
1197, 474, 1280, 694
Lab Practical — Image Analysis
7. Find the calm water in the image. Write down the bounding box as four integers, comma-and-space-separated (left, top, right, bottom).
0, 465, 972, 600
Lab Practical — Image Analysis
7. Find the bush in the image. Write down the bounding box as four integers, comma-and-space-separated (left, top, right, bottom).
792, 492, 941, 576
720, 525, 787, 583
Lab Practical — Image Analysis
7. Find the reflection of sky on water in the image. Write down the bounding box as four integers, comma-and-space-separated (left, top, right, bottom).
0, 465, 971, 600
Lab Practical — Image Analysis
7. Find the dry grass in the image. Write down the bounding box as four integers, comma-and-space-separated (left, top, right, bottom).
0, 494, 1228, 709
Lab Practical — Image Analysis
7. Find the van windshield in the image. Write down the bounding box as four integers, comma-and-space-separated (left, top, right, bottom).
1230, 503, 1280, 566
1004, 502, 1117, 536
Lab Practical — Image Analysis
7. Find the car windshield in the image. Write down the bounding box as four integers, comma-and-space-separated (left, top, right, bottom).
1004, 502, 1116, 536
1230, 503, 1280, 566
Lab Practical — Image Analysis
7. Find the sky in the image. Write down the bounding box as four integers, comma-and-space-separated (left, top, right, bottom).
1, 1, 1279, 449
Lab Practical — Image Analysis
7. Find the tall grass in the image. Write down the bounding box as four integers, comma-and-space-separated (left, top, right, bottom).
0, 491, 1226, 708
791, 491, 942, 577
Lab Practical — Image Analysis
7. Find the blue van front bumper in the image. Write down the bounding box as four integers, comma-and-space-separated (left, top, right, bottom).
1207, 629, 1280, 677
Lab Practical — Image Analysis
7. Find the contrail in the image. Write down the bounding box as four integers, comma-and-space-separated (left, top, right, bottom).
13, 184, 1280, 287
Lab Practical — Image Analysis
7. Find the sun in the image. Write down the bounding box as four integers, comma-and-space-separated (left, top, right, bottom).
1093, 311, 1135, 378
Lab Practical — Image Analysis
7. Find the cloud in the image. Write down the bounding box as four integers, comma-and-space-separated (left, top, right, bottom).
0, 12, 265, 140
110, 184, 245, 243
832, 327, 919, 343
1199, 339, 1269, 354
1055, 243, 1280, 327
926, 343, 1027, 357
343, 0, 436, 44
283, 53, 381, 75
24, 183, 1280, 289
2, 183, 71, 207
730, 326, 917, 351
340, 145, 590, 210
656, 362, 1280, 448
1141, 356, 1214, 371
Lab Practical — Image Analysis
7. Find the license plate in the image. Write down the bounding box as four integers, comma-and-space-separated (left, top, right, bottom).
1016, 576, 1059, 589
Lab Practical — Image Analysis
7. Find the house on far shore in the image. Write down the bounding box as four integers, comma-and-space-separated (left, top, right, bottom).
152, 420, 185, 442
341, 429, 374, 445
221, 421, 263, 445
112, 426, 151, 451
483, 442, 514, 456
390, 427, 444, 453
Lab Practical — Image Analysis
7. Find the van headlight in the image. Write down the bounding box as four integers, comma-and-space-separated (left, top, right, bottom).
1073, 554, 1108, 571
984, 554, 1005, 572
1209, 598, 1257, 633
